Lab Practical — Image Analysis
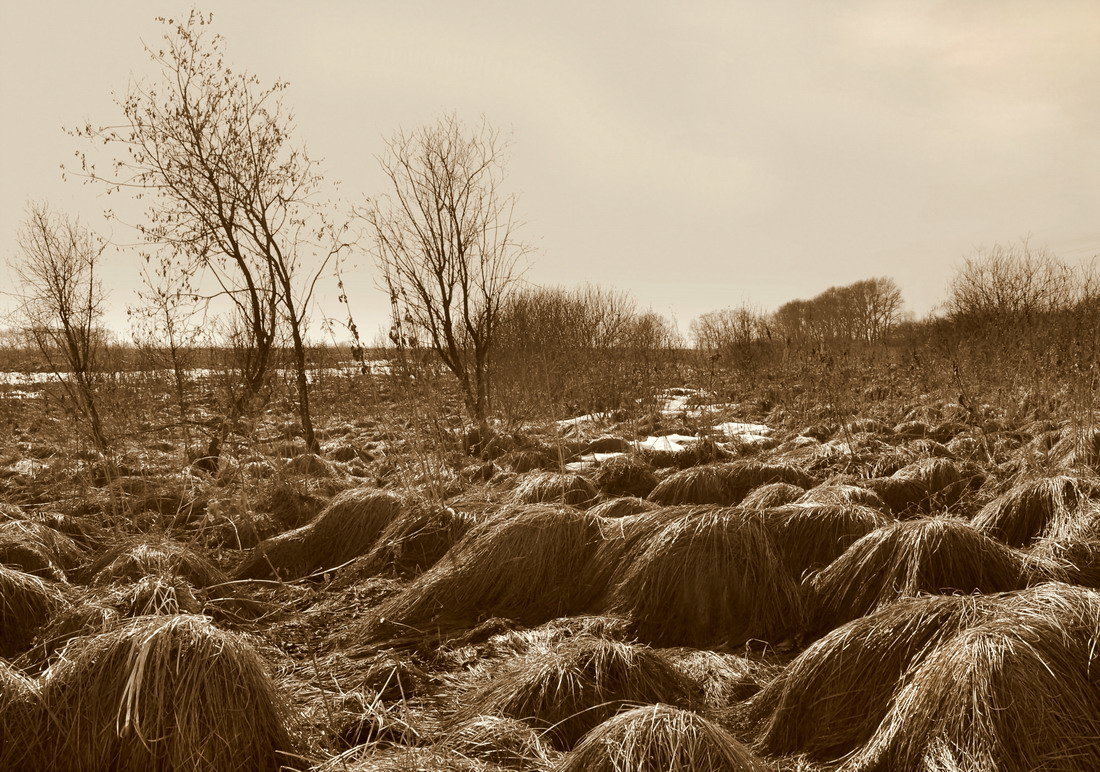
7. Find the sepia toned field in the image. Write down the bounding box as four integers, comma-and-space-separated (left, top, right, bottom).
0, 354, 1098, 771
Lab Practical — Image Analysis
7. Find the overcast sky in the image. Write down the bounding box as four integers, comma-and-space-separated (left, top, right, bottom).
2, 1, 1099, 341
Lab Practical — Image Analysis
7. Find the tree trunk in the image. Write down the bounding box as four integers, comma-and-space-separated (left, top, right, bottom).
289, 321, 319, 454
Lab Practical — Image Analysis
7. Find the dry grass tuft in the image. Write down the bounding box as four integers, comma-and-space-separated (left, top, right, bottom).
647, 461, 812, 507
315, 745, 504, 771
797, 484, 886, 508
1050, 426, 1100, 472
352, 502, 477, 579
360, 505, 601, 643
861, 457, 980, 515
236, 487, 404, 580
88, 538, 225, 588
0, 565, 63, 657
0, 520, 83, 580
750, 593, 1003, 761
842, 613, 1100, 772
598, 508, 802, 647
560, 704, 768, 772
1, 661, 43, 769
972, 474, 1099, 547
807, 517, 1047, 635
661, 648, 777, 707
457, 636, 695, 750
592, 456, 658, 498
511, 471, 598, 507
740, 482, 805, 509
761, 503, 892, 581
647, 465, 736, 506
588, 496, 657, 519
39, 614, 292, 772
449, 714, 557, 769
111, 575, 202, 617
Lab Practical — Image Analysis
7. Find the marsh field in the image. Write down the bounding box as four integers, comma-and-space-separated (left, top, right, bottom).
1, 306, 1100, 772
4, 8, 1100, 770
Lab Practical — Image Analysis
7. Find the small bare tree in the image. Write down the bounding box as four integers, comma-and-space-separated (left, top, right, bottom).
10, 203, 111, 453
70, 11, 345, 462
360, 114, 529, 436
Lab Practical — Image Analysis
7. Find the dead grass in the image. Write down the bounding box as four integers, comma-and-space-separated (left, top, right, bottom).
457, 636, 695, 749
740, 482, 805, 509
598, 508, 802, 647
0, 565, 63, 657
560, 704, 769, 772
587, 496, 657, 518
761, 503, 892, 581
235, 487, 404, 580
511, 471, 598, 507
359, 505, 601, 644
39, 614, 293, 771
750, 593, 1003, 761
592, 455, 658, 498
0, 661, 42, 769
806, 517, 1046, 635
843, 614, 1100, 771
972, 474, 1099, 547
87, 538, 226, 588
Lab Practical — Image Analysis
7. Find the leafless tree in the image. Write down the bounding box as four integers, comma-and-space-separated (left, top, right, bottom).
10, 203, 111, 453
360, 114, 529, 436
948, 241, 1076, 324
69, 11, 345, 463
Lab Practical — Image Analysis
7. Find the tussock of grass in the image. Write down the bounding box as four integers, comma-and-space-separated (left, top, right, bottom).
561, 704, 768, 772
843, 614, 1100, 772
750, 593, 1003, 761
458, 636, 694, 750
761, 503, 891, 581
353, 502, 477, 579
861, 457, 980, 515
1029, 506, 1100, 587
598, 509, 802, 647
0, 565, 63, 657
1, 661, 42, 769
807, 517, 1045, 635
661, 648, 777, 707
797, 484, 885, 508
592, 456, 658, 498
500, 447, 558, 473
0, 520, 83, 580
972, 474, 1099, 547
360, 505, 601, 643
740, 482, 805, 509
236, 487, 404, 580
647, 465, 736, 505
449, 714, 557, 769
511, 471, 598, 507
1050, 426, 1100, 472
111, 575, 202, 617
647, 461, 812, 507
582, 508, 708, 607
40, 614, 292, 772
87, 538, 225, 588
588, 496, 657, 518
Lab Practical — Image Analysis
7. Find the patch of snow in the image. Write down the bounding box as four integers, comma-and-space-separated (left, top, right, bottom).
713, 422, 772, 437
633, 434, 700, 453
556, 413, 611, 430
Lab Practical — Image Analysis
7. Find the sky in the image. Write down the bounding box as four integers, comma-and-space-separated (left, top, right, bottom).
2, 1, 1099, 342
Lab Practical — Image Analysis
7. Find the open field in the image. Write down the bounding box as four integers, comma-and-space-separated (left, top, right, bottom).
0, 357, 1098, 772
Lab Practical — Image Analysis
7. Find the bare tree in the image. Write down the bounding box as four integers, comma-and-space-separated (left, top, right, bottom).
69, 11, 345, 462
948, 241, 1075, 324
10, 203, 111, 453
360, 114, 529, 436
